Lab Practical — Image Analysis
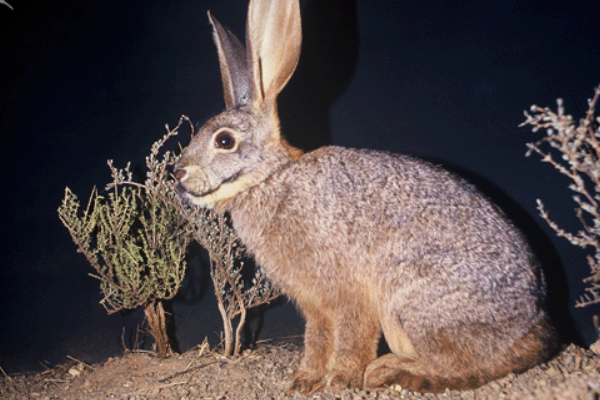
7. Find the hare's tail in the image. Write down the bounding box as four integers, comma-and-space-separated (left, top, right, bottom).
364, 318, 557, 393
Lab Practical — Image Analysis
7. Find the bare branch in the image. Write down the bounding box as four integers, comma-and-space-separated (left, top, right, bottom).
523, 85, 600, 308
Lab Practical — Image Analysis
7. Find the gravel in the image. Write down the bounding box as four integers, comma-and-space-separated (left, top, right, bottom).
2, 340, 600, 400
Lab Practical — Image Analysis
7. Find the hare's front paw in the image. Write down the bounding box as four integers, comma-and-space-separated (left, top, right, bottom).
286, 369, 326, 395
327, 370, 364, 390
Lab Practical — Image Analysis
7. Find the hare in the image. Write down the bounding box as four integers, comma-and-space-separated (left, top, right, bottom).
174, 0, 557, 394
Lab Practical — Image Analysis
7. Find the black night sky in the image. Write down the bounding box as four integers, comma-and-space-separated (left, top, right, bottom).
1, 0, 599, 374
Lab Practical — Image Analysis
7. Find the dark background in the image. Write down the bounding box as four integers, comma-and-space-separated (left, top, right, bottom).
1, 0, 599, 374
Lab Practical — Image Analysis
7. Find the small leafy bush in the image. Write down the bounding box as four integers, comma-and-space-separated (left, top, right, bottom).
59, 116, 280, 358
58, 126, 192, 357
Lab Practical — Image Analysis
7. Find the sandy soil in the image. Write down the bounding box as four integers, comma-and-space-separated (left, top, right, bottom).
2, 339, 600, 400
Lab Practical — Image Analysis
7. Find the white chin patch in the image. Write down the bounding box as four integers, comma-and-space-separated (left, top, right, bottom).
185, 173, 260, 210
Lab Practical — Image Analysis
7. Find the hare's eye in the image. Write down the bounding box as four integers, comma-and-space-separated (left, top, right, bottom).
215, 131, 236, 150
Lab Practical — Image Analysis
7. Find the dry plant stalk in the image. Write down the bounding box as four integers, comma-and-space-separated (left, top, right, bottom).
170, 118, 281, 357
521, 85, 600, 307
184, 207, 281, 356
58, 121, 193, 357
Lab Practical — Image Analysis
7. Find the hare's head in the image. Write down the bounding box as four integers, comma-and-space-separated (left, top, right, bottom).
175, 0, 302, 210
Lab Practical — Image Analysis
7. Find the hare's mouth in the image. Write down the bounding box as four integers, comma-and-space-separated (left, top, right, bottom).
174, 181, 213, 200
175, 172, 240, 200
176, 171, 260, 210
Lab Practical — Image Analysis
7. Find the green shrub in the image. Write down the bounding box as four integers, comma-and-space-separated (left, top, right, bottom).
58, 126, 192, 357
59, 116, 281, 358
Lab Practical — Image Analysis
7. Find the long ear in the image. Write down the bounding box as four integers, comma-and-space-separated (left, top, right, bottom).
246, 0, 302, 105
208, 10, 252, 108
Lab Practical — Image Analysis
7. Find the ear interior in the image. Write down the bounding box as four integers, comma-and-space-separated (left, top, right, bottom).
246, 0, 302, 104
209, 11, 252, 108
206, 0, 304, 160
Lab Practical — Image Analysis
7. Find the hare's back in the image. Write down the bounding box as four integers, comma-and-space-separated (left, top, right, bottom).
285, 145, 538, 285
294, 146, 498, 214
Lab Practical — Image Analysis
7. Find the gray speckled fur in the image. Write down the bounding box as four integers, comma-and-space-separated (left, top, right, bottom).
230, 145, 545, 358
174, 0, 556, 394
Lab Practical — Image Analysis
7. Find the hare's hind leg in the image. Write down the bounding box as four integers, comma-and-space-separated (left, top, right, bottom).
364, 314, 480, 393
363, 353, 485, 393
364, 317, 557, 393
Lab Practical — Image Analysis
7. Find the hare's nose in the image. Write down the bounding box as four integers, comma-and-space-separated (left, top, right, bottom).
174, 169, 186, 180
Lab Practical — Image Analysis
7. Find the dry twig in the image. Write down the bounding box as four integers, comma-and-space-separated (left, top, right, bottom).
521, 85, 600, 307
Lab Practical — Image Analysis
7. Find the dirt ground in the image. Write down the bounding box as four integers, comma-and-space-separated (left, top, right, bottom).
2, 339, 600, 400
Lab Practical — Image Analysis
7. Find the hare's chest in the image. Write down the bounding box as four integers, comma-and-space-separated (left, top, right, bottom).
231, 205, 339, 285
